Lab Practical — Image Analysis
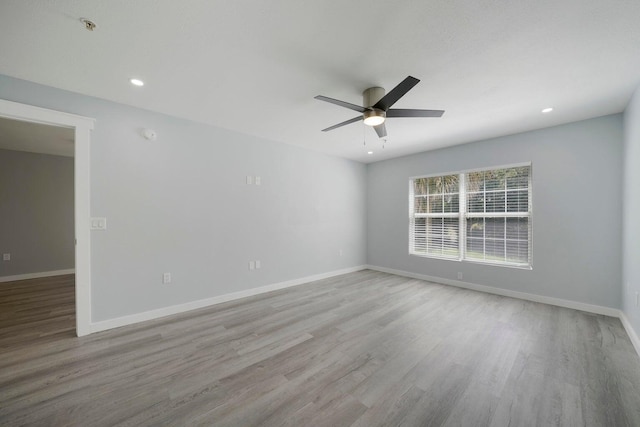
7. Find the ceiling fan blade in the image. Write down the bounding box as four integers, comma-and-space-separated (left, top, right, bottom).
386, 109, 445, 118
374, 123, 387, 138
321, 116, 363, 132
373, 76, 420, 111
314, 95, 367, 113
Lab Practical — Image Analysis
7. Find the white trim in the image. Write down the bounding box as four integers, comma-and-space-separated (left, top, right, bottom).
90, 266, 367, 334
366, 265, 620, 317
408, 161, 532, 181
0, 99, 94, 337
414, 212, 460, 218
409, 164, 533, 269
0, 99, 94, 129
619, 311, 640, 358
464, 212, 532, 218
0, 269, 75, 283
73, 125, 92, 337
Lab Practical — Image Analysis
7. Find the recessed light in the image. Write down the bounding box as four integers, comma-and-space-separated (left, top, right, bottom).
541, 107, 553, 113
130, 78, 144, 87
367, 151, 373, 155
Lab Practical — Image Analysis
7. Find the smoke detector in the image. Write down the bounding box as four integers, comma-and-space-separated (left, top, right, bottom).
80, 18, 96, 31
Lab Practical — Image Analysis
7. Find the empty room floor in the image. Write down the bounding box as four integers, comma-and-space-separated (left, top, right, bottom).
1, 270, 639, 426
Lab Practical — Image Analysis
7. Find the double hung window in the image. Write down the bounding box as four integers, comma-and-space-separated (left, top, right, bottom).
409, 164, 531, 268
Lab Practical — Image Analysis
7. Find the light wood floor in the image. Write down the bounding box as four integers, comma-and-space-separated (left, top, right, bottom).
1, 271, 639, 426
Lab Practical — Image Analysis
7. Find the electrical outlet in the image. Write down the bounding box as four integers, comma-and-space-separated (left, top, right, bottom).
249, 261, 255, 270
255, 176, 261, 186
2, 253, 10, 261
163, 272, 171, 284
255, 260, 261, 269
457, 272, 463, 280
246, 175, 253, 185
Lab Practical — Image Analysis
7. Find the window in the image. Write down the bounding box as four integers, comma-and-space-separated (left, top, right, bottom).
409, 164, 531, 268
409, 174, 460, 259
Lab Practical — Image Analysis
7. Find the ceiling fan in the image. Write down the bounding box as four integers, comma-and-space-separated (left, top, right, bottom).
314, 76, 444, 139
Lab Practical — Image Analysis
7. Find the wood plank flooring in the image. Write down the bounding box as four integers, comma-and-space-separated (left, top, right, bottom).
1, 270, 639, 426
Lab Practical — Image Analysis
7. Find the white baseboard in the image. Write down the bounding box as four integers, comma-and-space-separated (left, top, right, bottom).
90, 265, 367, 334
369, 265, 640, 359
619, 311, 640, 358
0, 269, 75, 283
366, 265, 620, 318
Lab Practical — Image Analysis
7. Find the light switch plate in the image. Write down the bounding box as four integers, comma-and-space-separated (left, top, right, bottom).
91, 217, 107, 230
255, 260, 261, 269
246, 175, 253, 185
255, 176, 261, 186
2, 253, 10, 261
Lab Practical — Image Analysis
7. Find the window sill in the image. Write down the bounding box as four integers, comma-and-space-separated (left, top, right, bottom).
409, 252, 533, 270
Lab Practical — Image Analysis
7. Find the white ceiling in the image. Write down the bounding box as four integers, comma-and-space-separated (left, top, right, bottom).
0, 1, 639, 163
0, 117, 74, 157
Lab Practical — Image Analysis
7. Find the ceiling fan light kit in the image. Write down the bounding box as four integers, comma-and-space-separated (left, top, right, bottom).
314, 76, 444, 139
363, 109, 386, 126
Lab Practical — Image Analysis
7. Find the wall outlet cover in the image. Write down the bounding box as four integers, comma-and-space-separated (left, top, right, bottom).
2, 253, 10, 261
91, 217, 107, 230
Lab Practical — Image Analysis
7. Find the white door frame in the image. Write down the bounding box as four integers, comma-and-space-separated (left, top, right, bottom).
0, 99, 94, 336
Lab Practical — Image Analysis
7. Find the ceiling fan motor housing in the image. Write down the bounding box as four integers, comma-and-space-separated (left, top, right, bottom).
363, 86, 385, 107
363, 87, 386, 126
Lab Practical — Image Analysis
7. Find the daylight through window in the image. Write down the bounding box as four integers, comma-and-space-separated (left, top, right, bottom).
409, 164, 531, 268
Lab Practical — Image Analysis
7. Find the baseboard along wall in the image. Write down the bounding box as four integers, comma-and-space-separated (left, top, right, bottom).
366, 264, 640, 358
86, 263, 640, 359
0, 269, 75, 283
89, 265, 367, 334
366, 265, 619, 316
619, 311, 640, 358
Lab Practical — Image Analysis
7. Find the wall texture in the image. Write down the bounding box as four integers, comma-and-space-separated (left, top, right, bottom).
367, 115, 623, 309
623, 86, 640, 336
0, 148, 74, 277
0, 75, 367, 322
0, 72, 630, 328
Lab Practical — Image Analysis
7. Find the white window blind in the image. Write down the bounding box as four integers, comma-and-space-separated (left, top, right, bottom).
409, 165, 532, 268
409, 174, 460, 259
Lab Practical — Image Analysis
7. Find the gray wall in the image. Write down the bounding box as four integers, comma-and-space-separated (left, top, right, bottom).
0, 75, 367, 322
367, 115, 623, 308
0, 149, 74, 277
623, 86, 640, 334
0, 72, 629, 326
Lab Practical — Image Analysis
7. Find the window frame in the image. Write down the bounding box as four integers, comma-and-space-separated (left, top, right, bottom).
408, 173, 461, 261
409, 162, 533, 269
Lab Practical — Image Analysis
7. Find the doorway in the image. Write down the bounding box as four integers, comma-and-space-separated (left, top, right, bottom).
0, 99, 93, 336
0, 117, 75, 335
